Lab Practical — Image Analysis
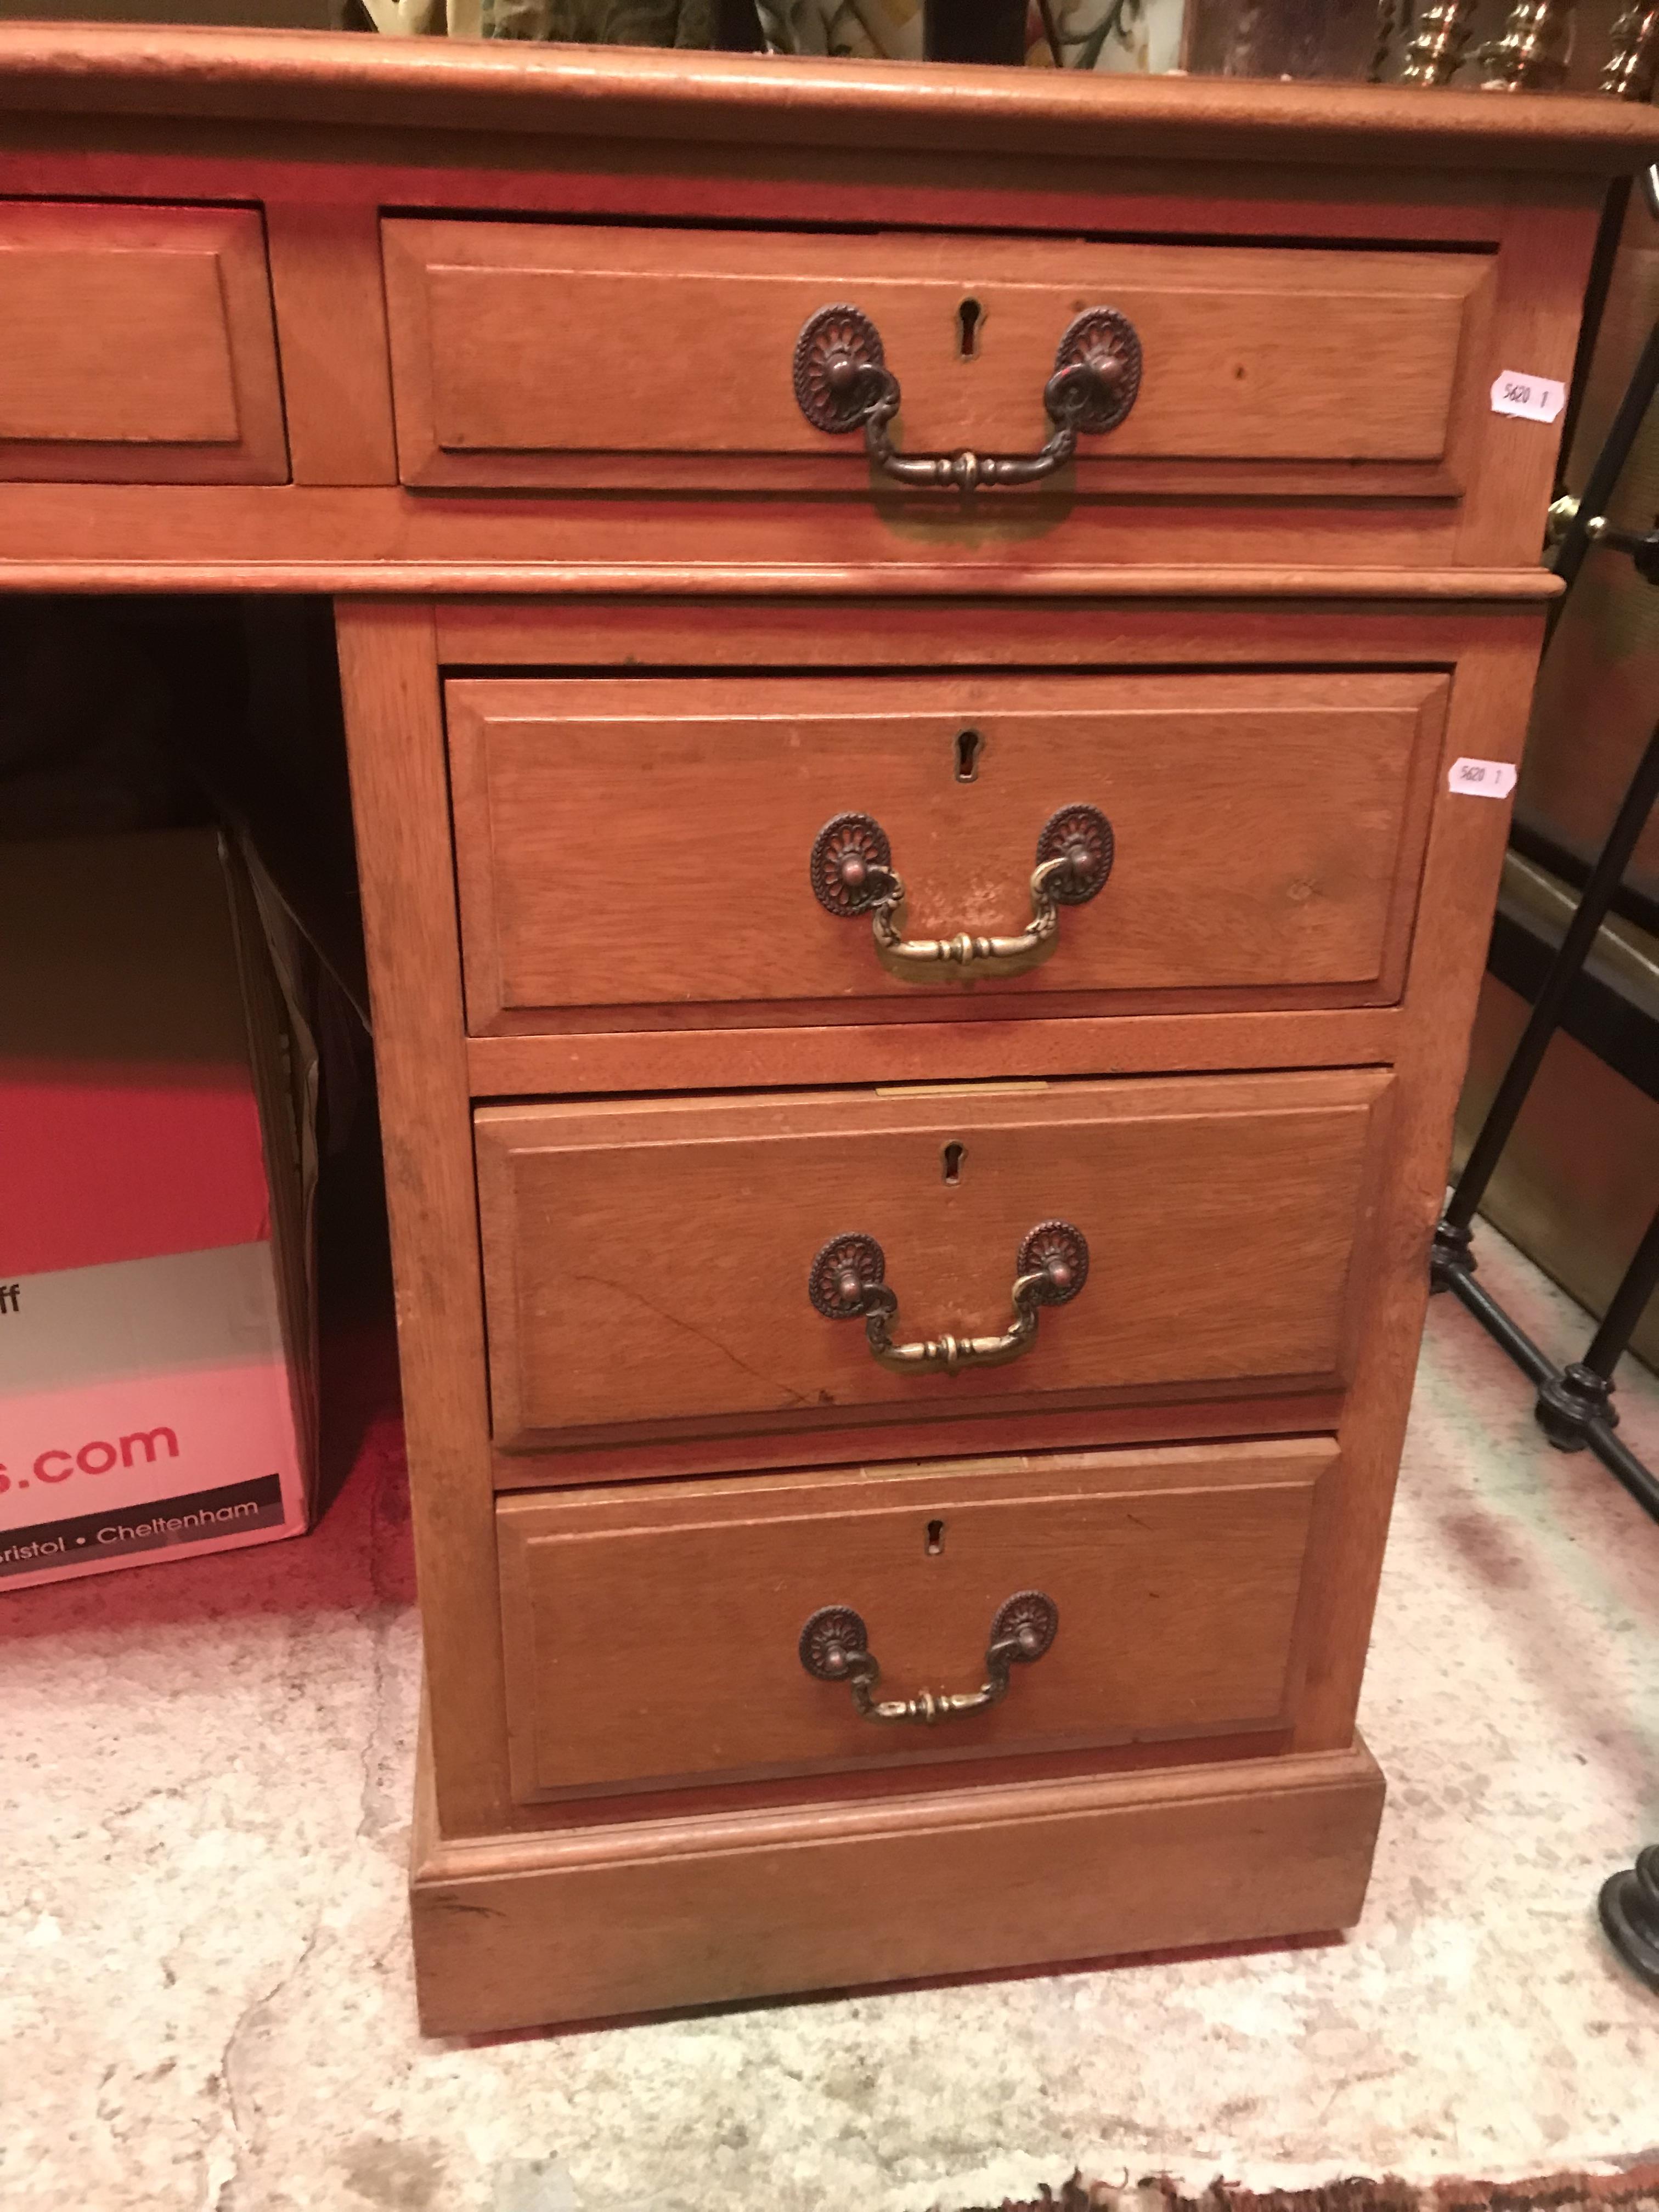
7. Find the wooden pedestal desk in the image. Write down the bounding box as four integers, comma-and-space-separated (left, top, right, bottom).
6, 24, 1655, 2035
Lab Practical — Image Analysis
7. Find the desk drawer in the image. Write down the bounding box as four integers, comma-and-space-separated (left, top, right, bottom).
448, 670, 1446, 1034
384, 219, 1491, 504
0, 202, 287, 484
497, 1438, 1330, 1802
476, 1069, 1389, 1454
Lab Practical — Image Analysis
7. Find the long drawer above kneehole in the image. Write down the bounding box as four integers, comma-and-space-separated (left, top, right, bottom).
474, 1069, 1392, 1460
446, 669, 1447, 1035
381, 221, 1497, 514
0, 201, 287, 484
496, 1438, 1335, 1803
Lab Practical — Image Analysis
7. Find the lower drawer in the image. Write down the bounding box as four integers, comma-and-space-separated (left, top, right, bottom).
476, 1068, 1390, 1459
447, 668, 1446, 1032
496, 1437, 1331, 1804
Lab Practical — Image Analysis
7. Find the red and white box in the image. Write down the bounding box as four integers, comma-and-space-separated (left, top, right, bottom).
0, 830, 317, 1589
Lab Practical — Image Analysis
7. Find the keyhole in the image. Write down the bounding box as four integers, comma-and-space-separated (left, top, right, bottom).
941, 1141, 965, 1186
956, 297, 983, 359
926, 1519, 946, 1556
954, 729, 982, 783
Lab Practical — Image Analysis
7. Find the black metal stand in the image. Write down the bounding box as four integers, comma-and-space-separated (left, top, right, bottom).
1432, 270, 1659, 1998
1430, 716, 1659, 1522
1548, 324, 1659, 596
1600, 1847, 1659, 1991
1548, 166, 1659, 610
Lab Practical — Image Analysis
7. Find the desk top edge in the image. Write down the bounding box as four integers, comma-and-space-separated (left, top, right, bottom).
2, 22, 1657, 173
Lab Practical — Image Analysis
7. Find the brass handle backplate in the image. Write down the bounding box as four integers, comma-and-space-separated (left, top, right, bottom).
798, 1591, 1059, 1724
808, 1220, 1088, 1376
810, 804, 1113, 981
793, 303, 1142, 490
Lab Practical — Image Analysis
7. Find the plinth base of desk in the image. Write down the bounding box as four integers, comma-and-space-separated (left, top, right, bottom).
409, 1735, 1384, 2037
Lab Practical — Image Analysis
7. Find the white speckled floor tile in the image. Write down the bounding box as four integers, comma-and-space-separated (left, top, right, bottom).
3, 1240, 1656, 2212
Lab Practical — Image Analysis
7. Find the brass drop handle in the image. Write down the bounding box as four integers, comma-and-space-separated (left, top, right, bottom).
808, 1220, 1088, 1376
811, 805, 1113, 981
793, 304, 1142, 490
799, 1592, 1059, 1724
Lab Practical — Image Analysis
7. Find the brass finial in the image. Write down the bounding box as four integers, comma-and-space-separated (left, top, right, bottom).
1601, 3, 1659, 98
1399, 0, 1477, 83
1480, 0, 1576, 91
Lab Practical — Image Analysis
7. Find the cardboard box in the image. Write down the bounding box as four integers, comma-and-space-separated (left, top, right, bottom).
0, 830, 317, 1589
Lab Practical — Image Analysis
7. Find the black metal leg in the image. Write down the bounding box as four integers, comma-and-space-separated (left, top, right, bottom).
1437, 1262, 1659, 1519
1600, 1845, 1659, 1993
1480, 260, 1659, 2004
1585, 1202, 1659, 1376
1427, 720, 1659, 1524
1434, 719, 1659, 1281
1551, 312, 1659, 597
1535, 1203, 1659, 1444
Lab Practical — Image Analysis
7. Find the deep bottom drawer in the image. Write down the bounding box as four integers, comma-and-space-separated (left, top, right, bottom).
496, 1437, 1332, 1804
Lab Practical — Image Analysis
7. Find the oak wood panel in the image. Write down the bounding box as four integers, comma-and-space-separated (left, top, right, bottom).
0, 132, 1579, 260
0, 30, 1589, 2028
1294, 623, 1548, 1750
1452, 188, 1598, 573
447, 670, 1446, 1034
464, 1006, 1401, 1102
4, 26, 1656, 175
498, 1440, 1331, 1803
0, 551, 1563, 601
441, 597, 1513, 1101
409, 1731, 1385, 2035
490, 1391, 1342, 1491
434, 591, 1548, 665
475, 1069, 1390, 1451
262, 196, 397, 487
0, 481, 1579, 588
444, 606, 1539, 1746
333, 600, 514, 1841
0, 52, 1610, 577
384, 222, 1489, 495
420, 1639, 1338, 1843
0, 200, 286, 483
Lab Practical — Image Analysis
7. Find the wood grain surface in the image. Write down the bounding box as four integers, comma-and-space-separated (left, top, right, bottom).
385, 222, 1487, 493
462, 1007, 1403, 1103
334, 600, 515, 1839
410, 1731, 1385, 2034
0, 30, 1584, 2031
0, 199, 286, 483
475, 1069, 1390, 1448
3, 26, 1657, 176
447, 669, 1446, 1032
1290, 625, 1544, 1750
263, 196, 397, 487
497, 1439, 1332, 1802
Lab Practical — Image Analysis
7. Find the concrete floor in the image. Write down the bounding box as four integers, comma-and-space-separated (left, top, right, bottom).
3, 1229, 1657, 2212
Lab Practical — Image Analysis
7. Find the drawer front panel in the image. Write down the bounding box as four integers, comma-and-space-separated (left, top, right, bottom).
0, 202, 288, 484
448, 670, 1446, 1032
498, 1438, 1330, 1801
476, 1070, 1389, 1451
385, 220, 1490, 496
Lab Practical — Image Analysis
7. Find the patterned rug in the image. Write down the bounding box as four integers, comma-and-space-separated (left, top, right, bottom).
967, 2174, 1659, 2212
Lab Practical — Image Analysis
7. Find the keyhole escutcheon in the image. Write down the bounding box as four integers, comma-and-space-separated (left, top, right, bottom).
926, 1519, 946, 1556
941, 1141, 966, 1186
954, 728, 983, 783
956, 297, 984, 359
